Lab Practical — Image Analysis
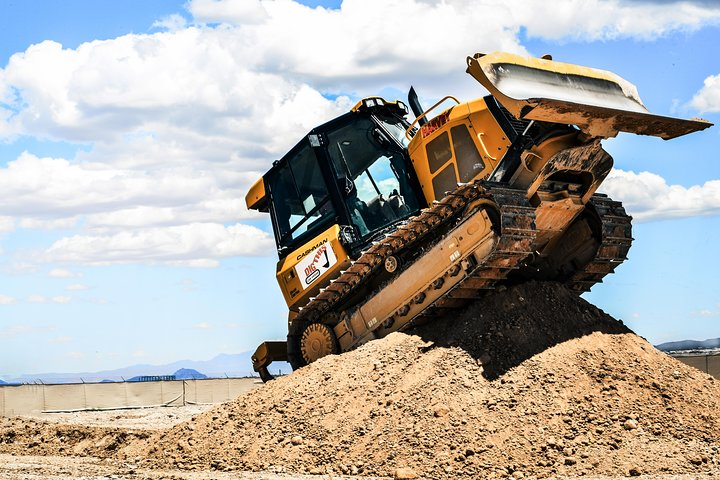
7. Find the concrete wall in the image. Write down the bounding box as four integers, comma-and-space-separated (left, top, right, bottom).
0, 378, 259, 416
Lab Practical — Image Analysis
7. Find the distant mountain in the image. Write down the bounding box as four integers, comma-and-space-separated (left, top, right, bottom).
656, 337, 720, 352
0, 379, 6, 385
5, 352, 291, 384
174, 368, 208, 380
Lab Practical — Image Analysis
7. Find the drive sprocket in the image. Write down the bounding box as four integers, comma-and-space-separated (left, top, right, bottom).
300, 323, 339, 364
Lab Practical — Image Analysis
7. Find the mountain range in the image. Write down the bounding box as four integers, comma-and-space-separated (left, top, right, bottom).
1, 352, 291, 385
655, 337, 720, 352
6, 336, 715, 385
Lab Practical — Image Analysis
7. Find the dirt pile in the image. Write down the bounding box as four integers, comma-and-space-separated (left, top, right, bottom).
0, 417, 148, 457
119, 282, 720, 478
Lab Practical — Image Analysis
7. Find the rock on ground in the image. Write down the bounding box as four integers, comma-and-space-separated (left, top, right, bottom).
112, 282, 720, 478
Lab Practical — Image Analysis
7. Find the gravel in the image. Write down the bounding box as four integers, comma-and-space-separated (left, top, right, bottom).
1, 281, 718, 479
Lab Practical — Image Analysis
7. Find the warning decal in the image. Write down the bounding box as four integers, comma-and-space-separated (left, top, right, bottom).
295, 239, 337, 290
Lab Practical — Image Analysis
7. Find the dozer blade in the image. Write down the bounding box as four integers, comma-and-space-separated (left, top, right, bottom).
466, 51, 712, 140
251, 341, 288, 382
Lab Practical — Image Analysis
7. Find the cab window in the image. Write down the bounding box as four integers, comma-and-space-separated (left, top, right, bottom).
268, 143, 335, 246
326, 116, 419, 237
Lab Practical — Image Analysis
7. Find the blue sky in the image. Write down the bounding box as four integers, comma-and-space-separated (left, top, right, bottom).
1, 0, 719, 379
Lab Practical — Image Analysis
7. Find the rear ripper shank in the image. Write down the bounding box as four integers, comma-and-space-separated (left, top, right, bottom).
245, 52, 711, 381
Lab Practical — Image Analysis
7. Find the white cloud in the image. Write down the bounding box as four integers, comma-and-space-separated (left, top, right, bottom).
0, 216, 14, 233
42, 222, 274, 266
0, 152, 221, 219
28, 294, 47, 304
66, 284, 89, 291
1, 0, 719, 271
189, 0, 270, 24
152, 14, 188, 31
193, 321, 211, 329
25, 294, 70, 304
690, 73, 720, 113
601, 169, 720, 221
50, 335, 73, 344
691, 304, 720, 318
48, 268, 82, 278
508, 0, 720, 41
0, 294, 16, 305
0, 324, 53, 339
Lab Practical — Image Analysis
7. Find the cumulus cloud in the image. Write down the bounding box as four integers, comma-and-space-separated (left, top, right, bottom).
601, 169, 720, 221
48, 268, 82, 278
42, 222, 274, 266
1, 0, 719, 270
0, 324, 53, 339
508, 0, 720, 41
189, 0, 270, 24
152, 14, 188, 31
0, 216, 14, 233
26, 294, 72, 304
0, 294, 16, 305
50, 335, 73, 344
690, 73, 720, 113
0, 152, 262, 229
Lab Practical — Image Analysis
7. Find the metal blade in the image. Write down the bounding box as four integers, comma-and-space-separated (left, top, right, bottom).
467, 52, 712, 139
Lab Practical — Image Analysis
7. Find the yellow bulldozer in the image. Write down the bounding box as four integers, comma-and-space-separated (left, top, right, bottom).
246, 52, 711, 381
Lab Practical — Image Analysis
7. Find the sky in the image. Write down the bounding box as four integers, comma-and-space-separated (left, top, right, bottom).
1, 0, 719, 379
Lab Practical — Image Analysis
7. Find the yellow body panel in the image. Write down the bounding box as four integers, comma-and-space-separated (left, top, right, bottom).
276, 224, 352, 311
408, 97, 510, 204
245, 177, 267, 211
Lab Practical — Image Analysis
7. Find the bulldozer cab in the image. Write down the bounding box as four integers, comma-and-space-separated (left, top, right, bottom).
265, 99, 423, 259
250, 98, 425, 309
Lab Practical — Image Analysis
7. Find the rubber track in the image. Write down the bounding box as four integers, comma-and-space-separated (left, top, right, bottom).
567, 195, 633, 292
411, 185, 538, 322
295, 184, 632, 331
296, 181, 489, 324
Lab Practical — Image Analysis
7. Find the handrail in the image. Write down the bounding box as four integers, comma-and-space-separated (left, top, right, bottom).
476, 132, 497, 161
404, 95, 461, 141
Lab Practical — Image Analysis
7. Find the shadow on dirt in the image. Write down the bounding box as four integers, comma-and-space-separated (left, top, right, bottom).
410, 281, 632, 380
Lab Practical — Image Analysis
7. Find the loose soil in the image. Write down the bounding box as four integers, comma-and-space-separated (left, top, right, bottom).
1, 282, 719, 479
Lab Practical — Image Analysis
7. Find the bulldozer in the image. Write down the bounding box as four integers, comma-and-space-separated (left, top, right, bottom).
246, 52, 711, 381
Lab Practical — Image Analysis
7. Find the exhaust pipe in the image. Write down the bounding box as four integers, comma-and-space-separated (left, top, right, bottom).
407, 86, 428, 126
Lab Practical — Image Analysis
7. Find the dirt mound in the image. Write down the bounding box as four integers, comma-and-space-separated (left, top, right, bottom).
119, 282, 720, 478
0, 417, 148, 457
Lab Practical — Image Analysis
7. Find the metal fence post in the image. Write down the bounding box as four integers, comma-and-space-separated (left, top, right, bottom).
707, 355, 710, 375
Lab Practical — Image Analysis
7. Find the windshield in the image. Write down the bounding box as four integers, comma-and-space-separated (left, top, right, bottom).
374, 112, 413, 148
327, 116, 419, 237
268, 142, 335, 248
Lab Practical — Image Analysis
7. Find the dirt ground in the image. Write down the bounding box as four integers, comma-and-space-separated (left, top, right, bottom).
19, 404, 214, 431
1, 282, 718, 479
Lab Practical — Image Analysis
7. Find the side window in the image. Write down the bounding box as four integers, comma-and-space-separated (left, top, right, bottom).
452, 125, 485, 182
426, 131, 452, 174
327, 117, 418, 237
269, 144, 335, 244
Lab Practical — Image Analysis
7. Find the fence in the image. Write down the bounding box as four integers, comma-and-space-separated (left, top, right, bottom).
671, 354, 720, 379
0, 377, 259, 416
